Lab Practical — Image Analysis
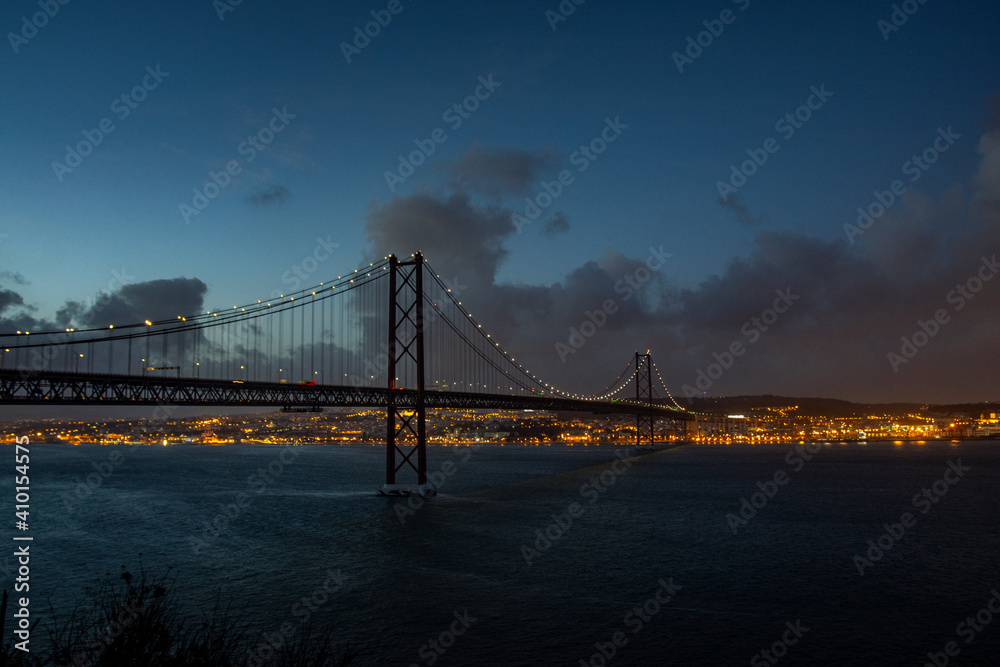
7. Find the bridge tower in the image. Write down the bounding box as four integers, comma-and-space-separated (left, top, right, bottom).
380, 253, 433, 497
635, 351, 655, 447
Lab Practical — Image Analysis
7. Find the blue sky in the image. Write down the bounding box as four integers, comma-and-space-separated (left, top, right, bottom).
3, 0, 1000, 402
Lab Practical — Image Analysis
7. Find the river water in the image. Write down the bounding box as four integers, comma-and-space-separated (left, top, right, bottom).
3, 440, 999, 665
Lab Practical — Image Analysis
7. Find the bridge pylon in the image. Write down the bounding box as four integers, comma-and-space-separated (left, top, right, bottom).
379, 252, 434, 497
635, 351, 655, 448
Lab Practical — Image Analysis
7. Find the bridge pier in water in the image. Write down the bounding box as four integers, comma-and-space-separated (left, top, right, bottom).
378, 253, 435, 498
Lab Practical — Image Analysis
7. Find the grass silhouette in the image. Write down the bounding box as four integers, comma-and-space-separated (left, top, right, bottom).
2, 561, 355, 667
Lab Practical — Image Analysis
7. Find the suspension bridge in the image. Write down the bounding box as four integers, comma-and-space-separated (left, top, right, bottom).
0, 252, 693, 494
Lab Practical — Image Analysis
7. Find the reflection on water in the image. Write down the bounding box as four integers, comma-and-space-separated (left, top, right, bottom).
4, 441, 999, 666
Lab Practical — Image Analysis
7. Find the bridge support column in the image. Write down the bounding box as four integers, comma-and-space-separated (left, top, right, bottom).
379, 253, 434, 497
635, 351, 654, 448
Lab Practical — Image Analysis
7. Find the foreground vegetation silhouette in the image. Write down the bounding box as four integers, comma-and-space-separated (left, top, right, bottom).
1, 564, 355, 666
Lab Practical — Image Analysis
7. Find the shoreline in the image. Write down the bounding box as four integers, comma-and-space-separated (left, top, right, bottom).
5, 437, 998, 446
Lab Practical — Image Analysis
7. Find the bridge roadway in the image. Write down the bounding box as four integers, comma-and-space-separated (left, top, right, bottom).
0, 369, 695, 420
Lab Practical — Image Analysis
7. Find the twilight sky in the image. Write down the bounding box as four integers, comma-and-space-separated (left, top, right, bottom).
2, 0, 1000, 404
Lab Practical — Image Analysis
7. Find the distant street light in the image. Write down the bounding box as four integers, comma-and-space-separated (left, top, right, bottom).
75, 353, 84, 373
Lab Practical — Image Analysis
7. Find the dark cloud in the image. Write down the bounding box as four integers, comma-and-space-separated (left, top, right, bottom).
246, 184, 290, 208
77, 278, 209, 327
2, 277, 211, 399
445, 143, 561, 198
0, 271, 28, 286
718, 193, 763, 227
361, 127, 1000, 403
365, 191, 514, 291
543, 212, 571, 235
0, 278, 41, 333
1, 278, 210, 332
0, 288, 26, 316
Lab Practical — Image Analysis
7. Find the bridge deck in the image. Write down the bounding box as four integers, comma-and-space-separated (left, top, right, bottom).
0, 370, 694, 420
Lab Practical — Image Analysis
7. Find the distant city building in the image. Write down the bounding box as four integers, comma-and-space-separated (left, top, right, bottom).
976, 413, 1000, 437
